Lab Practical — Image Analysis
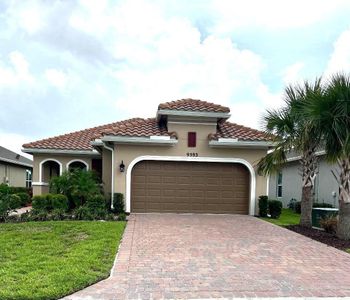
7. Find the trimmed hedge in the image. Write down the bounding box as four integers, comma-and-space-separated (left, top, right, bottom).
112, 193, 125, 213
15, 192, 31, 206
32, 194, 68, 212
258, 195, 269, 217
268, 200, 283, 219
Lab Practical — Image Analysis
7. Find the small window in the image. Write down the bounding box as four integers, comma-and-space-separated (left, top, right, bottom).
188, 132, 196, 147
277, 171, 282, 198
26, 169, 32, 188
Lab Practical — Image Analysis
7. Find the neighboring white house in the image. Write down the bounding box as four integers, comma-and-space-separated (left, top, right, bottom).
268, 151, 339, 208
0, 146, 33, 188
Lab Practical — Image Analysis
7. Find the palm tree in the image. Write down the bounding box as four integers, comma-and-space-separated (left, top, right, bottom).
258, 79, 323, 227
304, 73, 350, 239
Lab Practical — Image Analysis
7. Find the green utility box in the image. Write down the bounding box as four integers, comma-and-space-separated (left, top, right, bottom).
312, 208, 338, 228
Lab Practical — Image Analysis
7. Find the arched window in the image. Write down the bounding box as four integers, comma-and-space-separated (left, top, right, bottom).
67, 160, 88, 172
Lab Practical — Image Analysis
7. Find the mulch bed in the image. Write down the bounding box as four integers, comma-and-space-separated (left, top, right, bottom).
286, 225, 350, 252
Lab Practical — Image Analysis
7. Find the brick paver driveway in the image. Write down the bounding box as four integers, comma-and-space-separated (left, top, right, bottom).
65, 214, 350, 299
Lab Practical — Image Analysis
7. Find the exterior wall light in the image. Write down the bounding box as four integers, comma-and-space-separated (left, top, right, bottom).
119, 160, 125, 173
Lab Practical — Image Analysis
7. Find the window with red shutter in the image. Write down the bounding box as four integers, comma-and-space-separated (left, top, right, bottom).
188, 132, 196, 147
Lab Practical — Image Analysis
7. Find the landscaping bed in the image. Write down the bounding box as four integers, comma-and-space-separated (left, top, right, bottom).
0, 221, 125, 300
286, 224, 350, 252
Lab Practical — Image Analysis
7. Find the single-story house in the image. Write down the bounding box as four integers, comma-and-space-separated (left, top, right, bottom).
268, 150, 339, 208
22, 99, 273, 215
0, 146, 33, 188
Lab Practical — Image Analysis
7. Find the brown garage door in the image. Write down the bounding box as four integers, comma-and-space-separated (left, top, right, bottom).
131, 161, 250, 214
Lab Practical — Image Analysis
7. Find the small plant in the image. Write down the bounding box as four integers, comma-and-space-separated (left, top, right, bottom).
73, 206, 93, 220
29, 209, 48, 221
268, 200, 282, 219
50, 208, 67, 221
320, 215, 338, 234
112, 193, 125, 213
118, 212, 126, 221
258, 195, 268, 217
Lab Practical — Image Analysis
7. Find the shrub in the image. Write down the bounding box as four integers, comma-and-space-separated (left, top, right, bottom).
268, 200, 282, 219
86, 194, 107, 211
9, 187, 28, 194
15, 192, 31, 206
118, 212, 126, 221
8, 194, 22, 210
51, 194, 69, 211
50, 169, 101, 209
0, 183, 11, 194
288, 200, 302, 214
112, 193, 125, 213
320, 215, 338, 234
73, 206, 93, 220
32, 195, 50, 211
258, 195, 268, 217
313, 202, 334, 208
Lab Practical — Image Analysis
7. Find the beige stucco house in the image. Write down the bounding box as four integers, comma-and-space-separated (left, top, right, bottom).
0, 146, 33, 188
23, 99, 272, 215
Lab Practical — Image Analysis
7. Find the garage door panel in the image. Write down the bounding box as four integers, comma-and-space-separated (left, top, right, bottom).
131, 161, 249, 214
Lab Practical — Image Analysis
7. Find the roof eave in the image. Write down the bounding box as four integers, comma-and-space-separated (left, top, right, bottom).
22, 148, 101, 156
101, 135, 178, 146
209, 139, 274, 149
0, 157, 33, 168
156, 109, 230, 121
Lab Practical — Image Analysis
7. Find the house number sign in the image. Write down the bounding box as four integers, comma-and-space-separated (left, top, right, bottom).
187, 152, 198, 157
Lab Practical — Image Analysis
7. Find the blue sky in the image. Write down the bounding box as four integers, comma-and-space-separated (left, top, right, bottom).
1, 0, 350, 157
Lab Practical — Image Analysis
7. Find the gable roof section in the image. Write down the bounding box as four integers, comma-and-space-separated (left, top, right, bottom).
209, 122, 269, 141
22, 118, 173, 151
158, 98, 230, 113
0, 146, 32, 167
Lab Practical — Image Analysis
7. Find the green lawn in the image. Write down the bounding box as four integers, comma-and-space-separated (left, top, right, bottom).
261, 208, 300, 226
0, 221, 126, 300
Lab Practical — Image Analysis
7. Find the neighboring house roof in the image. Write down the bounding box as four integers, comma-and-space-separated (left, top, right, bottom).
158, 98, 230, 113
0, 146, 32, 168
23, 99, 269, 151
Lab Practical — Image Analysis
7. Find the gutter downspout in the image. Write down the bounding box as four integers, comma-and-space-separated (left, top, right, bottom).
103, 142, 114, 209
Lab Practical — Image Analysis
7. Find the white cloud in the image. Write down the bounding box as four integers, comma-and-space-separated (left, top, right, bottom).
325, 28, 350, 77
211, 0, 350, 33
45, 69, 67, 89
0, 51, 34, 86
282, 62, 305, 85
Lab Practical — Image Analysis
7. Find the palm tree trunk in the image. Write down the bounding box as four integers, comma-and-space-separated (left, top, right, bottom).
336, 157, 350, 240
299, 145, 317, 228
300, 185, 313, 227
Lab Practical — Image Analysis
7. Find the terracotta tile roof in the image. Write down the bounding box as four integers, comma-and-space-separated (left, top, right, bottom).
209, 122, 269, 141
23, 118, 173, 151
158, 98, 230, 113
100, 118, 176, 137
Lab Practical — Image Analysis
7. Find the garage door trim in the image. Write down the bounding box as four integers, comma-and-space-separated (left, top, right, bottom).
125, 156, 256, 215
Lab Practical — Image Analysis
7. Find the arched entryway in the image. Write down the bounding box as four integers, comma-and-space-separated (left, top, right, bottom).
40, 159, 62, 182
